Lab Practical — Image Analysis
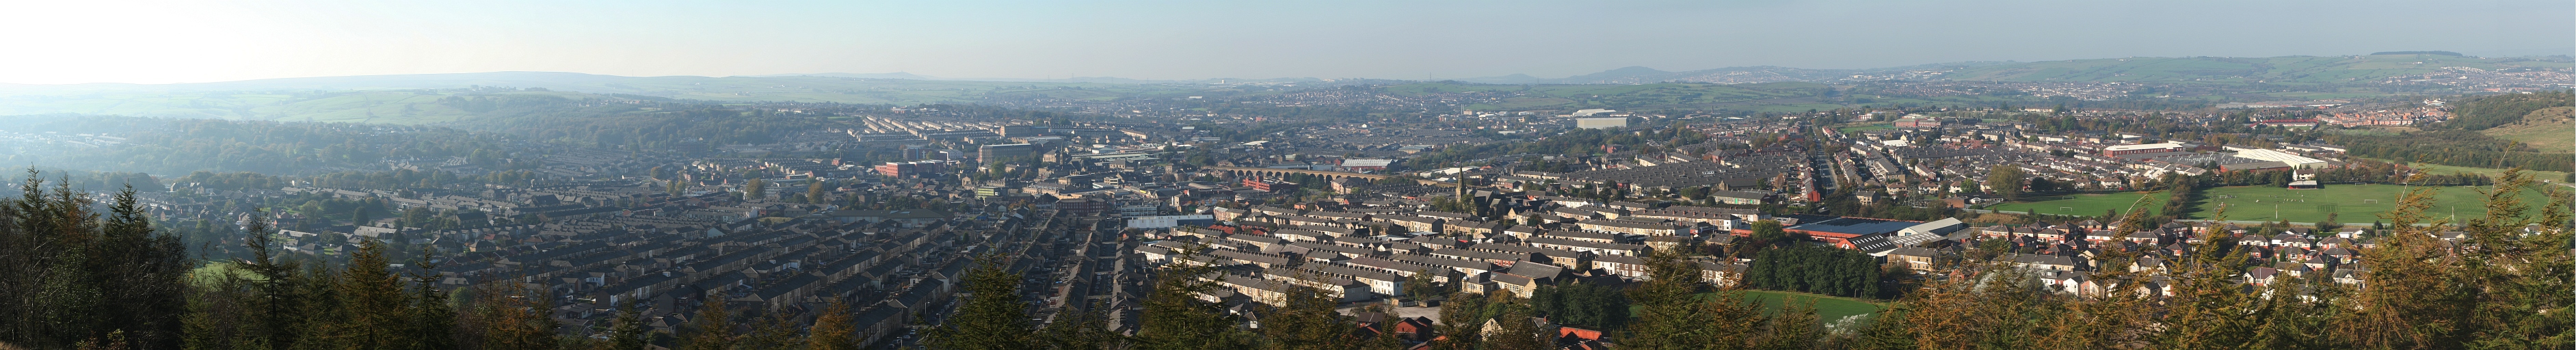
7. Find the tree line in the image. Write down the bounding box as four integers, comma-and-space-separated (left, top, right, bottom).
1742, 246, 1881, 299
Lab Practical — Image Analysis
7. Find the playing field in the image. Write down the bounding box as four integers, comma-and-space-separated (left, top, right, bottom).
1989, 185, 2556, 224
1986, 191, 2170, 217
2195, 185, 2551, 224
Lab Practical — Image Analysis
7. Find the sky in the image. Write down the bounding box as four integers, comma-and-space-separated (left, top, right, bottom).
0, 0, 2567, 85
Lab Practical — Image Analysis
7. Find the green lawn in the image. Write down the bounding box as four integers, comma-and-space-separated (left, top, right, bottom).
1986, 191, 2169, 217
2196, 185, 2550, 224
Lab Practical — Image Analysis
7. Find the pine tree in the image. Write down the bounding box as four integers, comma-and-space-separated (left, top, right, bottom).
1753, 299, 1821, 350
2338, 185, 2474, 348
607, 306, 650, 350
923, 254, 1033, 350
737, 311, 804, 350
1257, 281, 1350, 350
406, 251, 457, 350
329, 240, 413, 349
1621, 249, 1759, 349
1134, 250, 1253, 350
684, 299, 736, 350
473, 279, 561, 350
234, 213, 313, 350
1036, 304, 1122, 350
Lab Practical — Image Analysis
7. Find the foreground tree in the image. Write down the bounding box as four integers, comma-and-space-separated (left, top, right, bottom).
1133, 250, 1254, 350
922, 254, 1033, 350
0, 178, 193, 349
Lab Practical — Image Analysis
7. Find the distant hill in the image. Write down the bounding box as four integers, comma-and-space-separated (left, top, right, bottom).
0, 74, 1210, 122
1461, 66, 1863, 85
1465, 53, 2571, 85
749, 72, 942, 80
1378, 81, 1839, 111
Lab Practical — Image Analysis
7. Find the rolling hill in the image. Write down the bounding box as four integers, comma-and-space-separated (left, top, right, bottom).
2482, 106, 2575, 153
1465, 53, 2569, 85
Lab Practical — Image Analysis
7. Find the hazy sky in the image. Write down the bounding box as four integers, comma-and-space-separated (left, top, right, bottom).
1, 0, 2566, 84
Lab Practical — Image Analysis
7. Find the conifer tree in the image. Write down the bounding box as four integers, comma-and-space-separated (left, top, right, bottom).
1257, 281, 1350, 350
737, 311, 804, 350
331, 240, 412, 349
606, 306, 650, 350
406, 251, 457, 350
472, 279, 561, 350
1134, 250, 1253, 350
1754, 299, 1822, 350
1037, 304, 1123, 350
2339, 183, 2474, 348
1621, 249, 1759, 349
923, 254, 1033, 350
684, 299, 736, 350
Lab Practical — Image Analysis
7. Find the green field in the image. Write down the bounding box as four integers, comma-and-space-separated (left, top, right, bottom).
1994, 185, 2556, 224
2198, 185, 2549, 224
1987, 191, 2170, 217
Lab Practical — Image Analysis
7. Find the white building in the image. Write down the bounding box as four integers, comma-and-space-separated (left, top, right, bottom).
1576, 117, 1630, 129
2227, 147, 2328, 170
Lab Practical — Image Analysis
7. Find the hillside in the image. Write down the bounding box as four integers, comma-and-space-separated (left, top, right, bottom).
2482, 106, 2575, 153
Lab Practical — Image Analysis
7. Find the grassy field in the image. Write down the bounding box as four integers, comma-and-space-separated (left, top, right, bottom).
2481, 107, 2573, 153
2196, 185, 2551, 224
1987, 191, 2170, 217
1991, 184, 2555, 224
